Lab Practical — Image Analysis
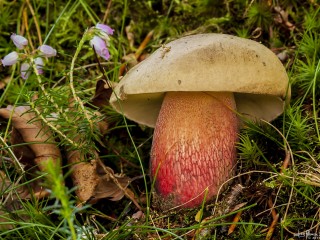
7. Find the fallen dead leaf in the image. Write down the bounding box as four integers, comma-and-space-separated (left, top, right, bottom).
0, 105, 61, 173
89, 79, 114, 109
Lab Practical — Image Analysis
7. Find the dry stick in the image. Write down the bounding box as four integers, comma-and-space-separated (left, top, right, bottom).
227, 210, 243, 235
25, 0, 43, 45
259, 122, 291, 238
102, 0, 113, 23
280, 151, 291, 173
266, 214, 279, 240
267, 196, 278, 221
90, 213, 117, 222
134, 30, 154, 59
22, 8, 35, 50
148, 213, 161, 239
119, 30, 154, 76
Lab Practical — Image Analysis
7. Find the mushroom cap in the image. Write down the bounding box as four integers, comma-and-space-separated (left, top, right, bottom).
110, 33, 290, 127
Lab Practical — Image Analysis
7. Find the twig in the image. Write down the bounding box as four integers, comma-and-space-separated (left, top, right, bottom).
227, 210, 243, 235
22, 8, 35, 50
261, 119, 295, 223
280, 151, 291, 173
267, 196, 278, 221
266, 214, 279, 240
134, 30, 154, 59
25, 0, 43, 45
102, 0, 113, 23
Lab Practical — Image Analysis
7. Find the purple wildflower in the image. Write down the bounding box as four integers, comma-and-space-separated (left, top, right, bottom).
20, 62, 31, 80
96, 23, 114, 35
38, 45, 57, 57
11, 34, 28, 49
34, 57, 44, 74
1, 51, 19, 66
90, 36, 110, 60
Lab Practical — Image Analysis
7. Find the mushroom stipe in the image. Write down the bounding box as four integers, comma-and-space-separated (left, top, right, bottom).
151, 92, 238, 208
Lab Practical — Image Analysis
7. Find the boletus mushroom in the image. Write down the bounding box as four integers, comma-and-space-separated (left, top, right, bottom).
110, 34, 290, 209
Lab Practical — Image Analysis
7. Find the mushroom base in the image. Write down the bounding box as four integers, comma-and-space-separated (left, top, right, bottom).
150, 91, 238, 209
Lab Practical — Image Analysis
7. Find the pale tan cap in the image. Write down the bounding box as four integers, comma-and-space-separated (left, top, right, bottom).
110, 33, 290, 127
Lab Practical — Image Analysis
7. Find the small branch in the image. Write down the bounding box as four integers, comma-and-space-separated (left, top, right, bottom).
22, 8, 35, 51
266, 214, 279, 240
227, 210, 243, 235
102, 0, 113, 23
280, 151, 291, 173
267, 196, 278, 220
25, 0, 42, 45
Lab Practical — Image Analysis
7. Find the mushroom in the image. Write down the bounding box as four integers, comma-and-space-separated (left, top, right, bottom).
110, 34, 290, 209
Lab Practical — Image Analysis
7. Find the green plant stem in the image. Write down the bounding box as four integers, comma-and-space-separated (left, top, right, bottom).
68, 30, 94, 131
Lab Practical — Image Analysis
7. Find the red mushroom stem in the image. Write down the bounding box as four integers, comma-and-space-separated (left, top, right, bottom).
150, 91, 239, 208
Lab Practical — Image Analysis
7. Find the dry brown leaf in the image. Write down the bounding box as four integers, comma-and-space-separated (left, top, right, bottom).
67, 150, 100, 203
90, 80, 113, 109
0, 105, 61, 173
67, 147, 132, 205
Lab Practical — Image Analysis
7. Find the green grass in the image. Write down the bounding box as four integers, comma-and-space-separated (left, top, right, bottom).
0, 0, 320, 239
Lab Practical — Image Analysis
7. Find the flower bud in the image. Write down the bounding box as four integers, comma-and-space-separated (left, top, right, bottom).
90, 36, 110, 60
11, 34, 28, 49
1, 51, 19, 66
38, 45, 57, 57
